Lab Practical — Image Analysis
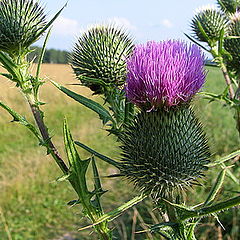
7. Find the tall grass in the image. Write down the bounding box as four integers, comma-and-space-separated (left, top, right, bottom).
0, 65, 239, 239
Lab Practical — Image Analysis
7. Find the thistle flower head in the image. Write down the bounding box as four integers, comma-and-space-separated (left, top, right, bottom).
71, 25, 134, 94
191, 8, 228, 44
0, 0, 46, 56
120, 107, 210, 199
217, 0, 240, 13
125, 40, 206, 110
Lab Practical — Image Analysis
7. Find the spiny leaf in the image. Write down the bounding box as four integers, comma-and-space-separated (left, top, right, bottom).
75, 141, 120, 168
204, 168, 226, 206
91, 157, 106, 216
52, 81, 114, 125
78, 194, 148, 231
0, 101, 40, 140
208, 149, 240, 167
181, 196, 240, 220
0, 51, 20, 81
63, 119, 91, 199
184, 33, 209, 52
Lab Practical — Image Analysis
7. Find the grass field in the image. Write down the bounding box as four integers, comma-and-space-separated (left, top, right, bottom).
0, 64, 239, 240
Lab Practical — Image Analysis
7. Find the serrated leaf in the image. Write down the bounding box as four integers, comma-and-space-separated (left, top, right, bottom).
204, 168, 226, 206
52, 81, 114, 125
0, 101, 41, 140
180, 196, 240, 221
0, 52, 20, 81
75, 141, 120, 168
79, 194, 148, 231
91, 157, 106, 216
63, 119, 91, 199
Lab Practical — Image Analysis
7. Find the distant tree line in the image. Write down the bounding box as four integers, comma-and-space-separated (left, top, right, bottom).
27, 46, 70, 64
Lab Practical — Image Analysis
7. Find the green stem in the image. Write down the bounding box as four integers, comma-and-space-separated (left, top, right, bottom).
219, 61, 235, 99
210, 49, 235, 99
30, 103, 69, 173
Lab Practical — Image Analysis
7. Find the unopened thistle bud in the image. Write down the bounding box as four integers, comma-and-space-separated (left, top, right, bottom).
0, 0, 46, 56
120, 41, 210, 199
224, 13, 240, 73
71, 26, 134, 94
217, 0, 240, 13
191, 7, 228, 44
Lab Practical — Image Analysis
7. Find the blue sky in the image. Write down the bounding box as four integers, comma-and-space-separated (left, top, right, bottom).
38, 0, 216, 51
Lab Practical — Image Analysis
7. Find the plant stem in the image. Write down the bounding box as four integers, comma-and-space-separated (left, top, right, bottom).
219, 61, 235, 99
210, 49, 235, 99
27, 96, 69, 174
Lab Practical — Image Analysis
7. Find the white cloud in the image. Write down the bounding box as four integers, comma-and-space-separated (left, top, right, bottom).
52, 16, 81, 36
161, 19, 173, 28
106, 17, 137, 30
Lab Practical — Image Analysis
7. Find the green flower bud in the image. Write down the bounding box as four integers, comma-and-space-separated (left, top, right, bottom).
217, 0, 240, 13
224, 14, 240, 73
0, 0, 46, 56
71, 25, 134, 94
120, 107, 210, 200
191, 8, 228, 44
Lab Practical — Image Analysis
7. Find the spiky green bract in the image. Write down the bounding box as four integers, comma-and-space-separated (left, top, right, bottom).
217, 0, 240, 13
71, 25, 134, 94
120, 106, 210, 200
0, 0, 46, 56
191, 9, 228, 44
224, 16, 240, 73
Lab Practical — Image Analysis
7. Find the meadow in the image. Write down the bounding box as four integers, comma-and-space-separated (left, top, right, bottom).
0, 64, 239, 240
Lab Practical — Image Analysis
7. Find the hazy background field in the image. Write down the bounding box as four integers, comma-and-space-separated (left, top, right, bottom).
0, 64, 239, 240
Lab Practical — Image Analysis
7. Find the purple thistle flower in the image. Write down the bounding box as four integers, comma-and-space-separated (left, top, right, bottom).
125, 40, 206, 109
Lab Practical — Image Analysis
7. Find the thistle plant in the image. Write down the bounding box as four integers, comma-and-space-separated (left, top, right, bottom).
120, 41, 210, 201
